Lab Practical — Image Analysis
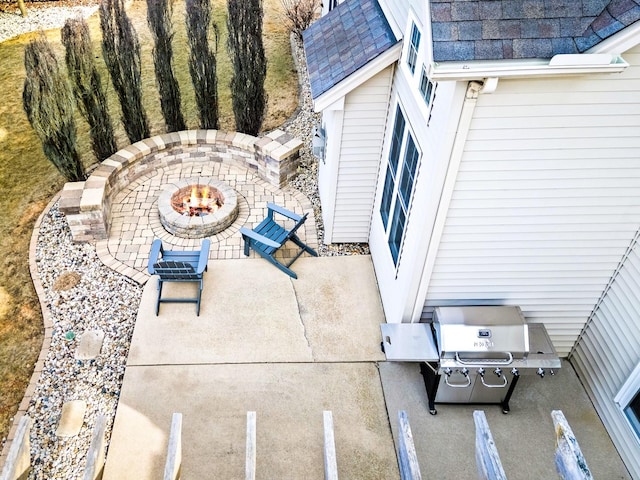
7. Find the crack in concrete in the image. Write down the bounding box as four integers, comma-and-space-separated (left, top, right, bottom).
290, 277, 314, 361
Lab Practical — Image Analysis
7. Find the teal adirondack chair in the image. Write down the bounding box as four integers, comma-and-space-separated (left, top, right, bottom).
147, 239, 210, 316
240, 203, 317, 279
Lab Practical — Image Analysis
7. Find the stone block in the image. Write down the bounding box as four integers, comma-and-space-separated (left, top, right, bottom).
204, 130, 219, 144
56, 400, 86, 437
266, 129, 286, 140
75, 330, 105, 360
80, 189, 105, 212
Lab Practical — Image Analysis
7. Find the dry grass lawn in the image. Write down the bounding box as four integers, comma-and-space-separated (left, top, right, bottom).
0, 0, 298, 443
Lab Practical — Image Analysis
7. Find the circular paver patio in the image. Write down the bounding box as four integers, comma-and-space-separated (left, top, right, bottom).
96, 159, 318, 284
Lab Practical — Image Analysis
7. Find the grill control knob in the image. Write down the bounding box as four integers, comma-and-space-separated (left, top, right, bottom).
460, 368, 469, 377
494, 367, 502, 377
550, 369, 555, 376
537, 367, 545, 378
477, 368, 485, 376
511, 368, 520, 377
443, 368, 452, 376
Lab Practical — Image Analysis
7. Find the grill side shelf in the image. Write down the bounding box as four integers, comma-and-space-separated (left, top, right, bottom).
380, 323, 440, 362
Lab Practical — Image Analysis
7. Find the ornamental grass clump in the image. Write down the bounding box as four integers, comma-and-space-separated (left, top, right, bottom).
61, 17, 118, 161
23, 33, 86, 182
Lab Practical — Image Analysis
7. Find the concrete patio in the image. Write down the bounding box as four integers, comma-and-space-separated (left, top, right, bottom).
72, 154, 629, 478
102, 255, 630, 479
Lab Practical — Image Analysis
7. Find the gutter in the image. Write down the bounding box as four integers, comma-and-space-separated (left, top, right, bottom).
427, 53, 629, 81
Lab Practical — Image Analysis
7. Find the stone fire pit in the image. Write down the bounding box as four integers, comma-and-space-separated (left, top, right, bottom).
158, 178, 239, 238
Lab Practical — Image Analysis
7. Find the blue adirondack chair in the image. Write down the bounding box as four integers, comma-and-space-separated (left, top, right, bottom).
240, 203, 318, 279
147, 239, 210, 316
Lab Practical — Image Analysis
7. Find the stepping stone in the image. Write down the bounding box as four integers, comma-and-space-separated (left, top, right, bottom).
56, 400, 86, 437
75, 330, 105, 360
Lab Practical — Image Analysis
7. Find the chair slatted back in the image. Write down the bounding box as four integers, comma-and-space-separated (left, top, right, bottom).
153, 261, 200, 280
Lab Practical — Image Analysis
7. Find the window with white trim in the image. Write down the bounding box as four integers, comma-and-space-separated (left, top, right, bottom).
419, 66, 436, 106
406, 23, 421, 75
615, 362, 640, 443
379, 105, 420, 265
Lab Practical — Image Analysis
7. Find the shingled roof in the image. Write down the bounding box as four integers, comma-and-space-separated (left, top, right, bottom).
303, 0, 397, 99
431, 0, 640, 62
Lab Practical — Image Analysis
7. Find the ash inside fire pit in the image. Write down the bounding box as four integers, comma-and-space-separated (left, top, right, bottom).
158, 178, 239, 238
172, 184, 224, 216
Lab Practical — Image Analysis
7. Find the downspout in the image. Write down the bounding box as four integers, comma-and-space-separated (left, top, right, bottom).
410, 80, 484, 322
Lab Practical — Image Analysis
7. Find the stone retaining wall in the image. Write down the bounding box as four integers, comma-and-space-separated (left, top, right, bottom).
59, 129, 303, 243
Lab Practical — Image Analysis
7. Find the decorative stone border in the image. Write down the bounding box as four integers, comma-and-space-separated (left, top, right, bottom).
59, 129, 303, 243
158, 177, 239, 239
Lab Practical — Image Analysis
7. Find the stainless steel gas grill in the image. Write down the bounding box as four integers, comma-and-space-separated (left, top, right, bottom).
380, 306, 561, 415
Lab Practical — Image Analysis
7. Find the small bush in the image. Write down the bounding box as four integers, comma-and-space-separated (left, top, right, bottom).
280, 0, 320, 40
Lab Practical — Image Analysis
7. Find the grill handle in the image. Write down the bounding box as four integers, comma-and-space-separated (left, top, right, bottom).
455, 352, 513, 366
444, 372, 471, 388
479, 374, 508, 388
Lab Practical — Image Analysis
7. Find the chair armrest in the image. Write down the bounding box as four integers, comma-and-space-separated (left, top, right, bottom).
240, 226, 282, 248
196, 239, 210, 274
148, 239, 164, 274
267, 202, 302, 222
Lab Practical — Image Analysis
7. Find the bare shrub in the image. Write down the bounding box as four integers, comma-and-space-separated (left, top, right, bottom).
23, 33, 85, 182
147, 0, 186, 133
185, 0, 219, 129
280, 0, 320, 40
61, 17, 117, 162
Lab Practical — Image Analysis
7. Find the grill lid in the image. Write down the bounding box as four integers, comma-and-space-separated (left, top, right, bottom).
432, 306, 529, 360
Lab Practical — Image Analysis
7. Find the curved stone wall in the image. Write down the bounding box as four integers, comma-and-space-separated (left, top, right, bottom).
59, 129, 303, 242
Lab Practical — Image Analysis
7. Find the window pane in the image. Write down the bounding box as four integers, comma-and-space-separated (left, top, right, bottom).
625, 391, 640, 437
389, 108, 405, 173
419, 67, 434, 106
411, 24, 421, 50
388, 196, 406, 265
398, 135, 419, 210
379, 166, 394, 229
407, 24, 421, 74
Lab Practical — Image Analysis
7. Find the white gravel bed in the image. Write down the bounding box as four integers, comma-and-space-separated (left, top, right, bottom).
2, 17, 368, 480
29, 205, 142, 480
0, 4, 98, 43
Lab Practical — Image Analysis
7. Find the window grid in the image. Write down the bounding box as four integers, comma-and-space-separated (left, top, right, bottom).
407, 23, 421, 74
419, 66, 435, 105
379, 106, 420, 266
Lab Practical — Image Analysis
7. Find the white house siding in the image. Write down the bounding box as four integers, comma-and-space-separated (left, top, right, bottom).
423, 45, 640, 356
571, 231, 640, 479
369, 65, 468, 322
379, 0, 425, 34
320, 68, 394, 243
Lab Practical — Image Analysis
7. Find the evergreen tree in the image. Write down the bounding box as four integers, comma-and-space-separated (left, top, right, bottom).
99, 0, 150, 143
23, 33, 85, 182
227, 0, 267, 136
61, 17, 118, 161
147, 0, 186, 132
186, 0, 219, 130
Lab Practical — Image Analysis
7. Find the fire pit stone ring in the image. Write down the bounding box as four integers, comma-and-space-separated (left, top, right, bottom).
157, 177, 239, 238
